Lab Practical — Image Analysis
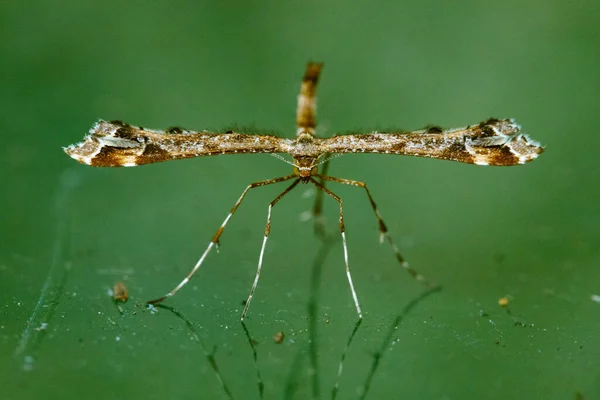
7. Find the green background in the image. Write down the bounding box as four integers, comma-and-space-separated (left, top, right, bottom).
1, 1, 598, 399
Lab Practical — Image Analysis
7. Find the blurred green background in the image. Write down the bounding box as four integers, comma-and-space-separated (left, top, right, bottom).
1, 1, 598, 399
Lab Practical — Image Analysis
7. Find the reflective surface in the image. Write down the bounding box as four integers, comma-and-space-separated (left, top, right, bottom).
1, 1, 599, 399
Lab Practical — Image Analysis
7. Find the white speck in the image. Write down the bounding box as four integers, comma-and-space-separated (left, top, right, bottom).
23, 355, 34, 372
147, 304, 158, 314
302, 188, 316, 198
591, 294, 600, 303
116, 336, 121, 342
299, 210, 312, 222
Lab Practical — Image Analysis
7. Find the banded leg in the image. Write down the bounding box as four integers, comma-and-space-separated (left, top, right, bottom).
317, 175, 433, 287
147, 174, 297, 305
296, 62, 323, 136
309, 177, 363, 319
241, 179, 301, 320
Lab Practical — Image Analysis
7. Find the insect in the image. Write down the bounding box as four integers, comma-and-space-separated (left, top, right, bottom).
64, 62, 543, 320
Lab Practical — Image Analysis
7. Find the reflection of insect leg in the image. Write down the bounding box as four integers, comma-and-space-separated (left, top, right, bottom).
310, 177, 363, 319
148, 174, 297, 306
318, 175, 433, 287
241, 179, 301, 320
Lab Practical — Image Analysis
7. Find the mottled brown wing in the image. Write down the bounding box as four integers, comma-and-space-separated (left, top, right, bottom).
320, 118, 543, 166
64, 120, 293, 167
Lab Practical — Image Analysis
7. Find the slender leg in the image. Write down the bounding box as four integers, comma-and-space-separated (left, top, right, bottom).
312, 155, 330, 237
241, 179, 301, 320
147, 174, 297, 305
309, 177, 363, 319
316, 175, 433, 287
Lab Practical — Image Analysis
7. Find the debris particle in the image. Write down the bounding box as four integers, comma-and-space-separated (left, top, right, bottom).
590, 294, 600, 303
34, 322, 48, 332
112, 281, 129, 302
498, 297, 509, 307
273, 331, 285, 344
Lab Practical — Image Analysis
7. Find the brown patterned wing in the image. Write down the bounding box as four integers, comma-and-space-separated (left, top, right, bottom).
64, 120, 292, 167
321, 119, 543, 166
